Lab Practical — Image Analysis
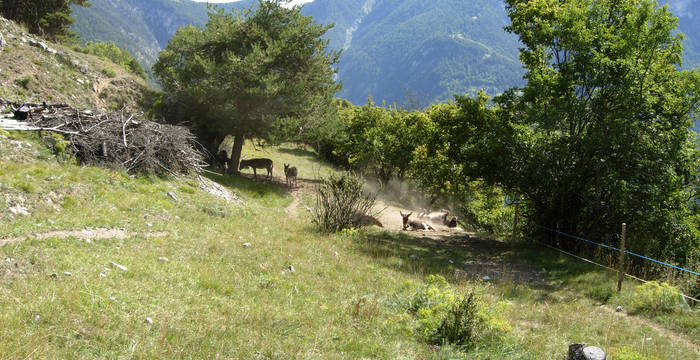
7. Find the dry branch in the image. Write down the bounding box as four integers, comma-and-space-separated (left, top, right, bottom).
0, 97, 205, 175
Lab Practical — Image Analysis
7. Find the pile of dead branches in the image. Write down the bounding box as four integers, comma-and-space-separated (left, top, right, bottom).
1, 98, 206, 175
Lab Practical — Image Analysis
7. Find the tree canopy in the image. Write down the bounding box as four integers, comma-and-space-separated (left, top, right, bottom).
1, 0, 90, 40
153, 0, 340, 171
480, 0, 699, 262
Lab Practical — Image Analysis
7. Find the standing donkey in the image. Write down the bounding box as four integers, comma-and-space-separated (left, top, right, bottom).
239, 158, 273, 180
284, 164, 298, 187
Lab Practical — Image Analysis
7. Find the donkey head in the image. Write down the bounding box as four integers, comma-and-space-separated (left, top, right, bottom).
400, 211, 412, 229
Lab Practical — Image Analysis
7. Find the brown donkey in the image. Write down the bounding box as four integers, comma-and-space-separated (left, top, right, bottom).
239, 158, 273, 180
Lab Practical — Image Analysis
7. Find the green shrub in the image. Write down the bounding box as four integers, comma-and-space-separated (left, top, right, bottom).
436, 292, 478, 347
16, 75, 33, 89
41, 132, 73, 162
311, 172, 377, 232
613, 346, 661, 360
629, 281, 688, 315
101, 67, 117, 78
409, 275, 510, 348
79, 41, 146, 79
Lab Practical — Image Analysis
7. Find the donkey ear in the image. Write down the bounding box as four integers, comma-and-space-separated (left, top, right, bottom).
407, 212, 412, 216
400, 211, 405, 216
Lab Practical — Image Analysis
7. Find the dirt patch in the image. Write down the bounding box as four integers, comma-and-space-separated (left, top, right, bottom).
0, 228, 167, 246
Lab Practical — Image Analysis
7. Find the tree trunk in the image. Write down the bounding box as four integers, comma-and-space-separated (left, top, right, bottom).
228, 134, 244, 174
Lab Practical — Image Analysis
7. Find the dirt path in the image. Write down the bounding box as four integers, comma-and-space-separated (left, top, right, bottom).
0, 228, 167, 246
284, 179, 314, 216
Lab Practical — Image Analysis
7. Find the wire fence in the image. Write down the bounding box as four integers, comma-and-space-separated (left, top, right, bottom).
534, 224, 700, 276
531, 223, 699, 303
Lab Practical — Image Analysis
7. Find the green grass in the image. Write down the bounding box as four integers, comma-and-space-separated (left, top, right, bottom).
0, 133, 697, 359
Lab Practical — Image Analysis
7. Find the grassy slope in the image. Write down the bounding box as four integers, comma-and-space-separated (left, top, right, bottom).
0, 17, 151, 112
0, 134, 698, 359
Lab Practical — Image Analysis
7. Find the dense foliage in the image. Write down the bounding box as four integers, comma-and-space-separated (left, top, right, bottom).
1, 0, 89, 40
492, 0, 699, 264
313, 0, 699, 268
75, 41, 146, 78
154, 0, 340, 171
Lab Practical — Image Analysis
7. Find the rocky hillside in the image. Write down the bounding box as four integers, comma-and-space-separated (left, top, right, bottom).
0, 17, 151, 112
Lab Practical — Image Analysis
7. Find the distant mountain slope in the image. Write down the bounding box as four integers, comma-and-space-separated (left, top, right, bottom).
71, 0, 700, 107
71, 0, 255, 69
302, 0, 523, 105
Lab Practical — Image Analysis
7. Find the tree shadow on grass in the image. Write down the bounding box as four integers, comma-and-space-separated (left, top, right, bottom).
276, 146, 320, 159
351, 228, 515, 285
351, 228, 611, 298
203, 171, 290, 199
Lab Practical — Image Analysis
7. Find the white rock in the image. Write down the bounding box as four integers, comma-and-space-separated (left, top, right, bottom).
145, 317, 153, 324
166, 192, 178, 201
99, 272, 106, 278
334, 251, 339, 257
582, 346, 606, 360
615, 306, 623, 312
482, 275, 492, 281
63, 272, 72, 277
109, 296, 116, 301
146, 222, 153, 227
85, 239, 92, 243
288, 265, 295, 272
157, 257, 169, 262
409, 254, 420, 260
110, 262, 127, 271
449, 260, 454, 264
9, 205, 30, 216
242, 243, 252, 247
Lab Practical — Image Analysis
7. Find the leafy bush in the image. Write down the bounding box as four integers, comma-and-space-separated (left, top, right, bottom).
629, 281, 688, 315
409, 275, 510, 348
311, 172, 377, 232
78, 41, 146, 79
613, 346, 661, 360
16, 75, 33, 89
101, 67, 117, 78
41, 132, 72, 162
436, 292, 478, 347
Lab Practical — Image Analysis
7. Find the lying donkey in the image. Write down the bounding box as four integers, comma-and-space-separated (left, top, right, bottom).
239, 158, 273, 180
400, 211, 434, 231
284, 163, 298, 187
418, 209, 458, 228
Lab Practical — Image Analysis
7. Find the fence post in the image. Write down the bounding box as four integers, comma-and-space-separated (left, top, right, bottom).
617, 223, 627, 292
512, 202, 520, 243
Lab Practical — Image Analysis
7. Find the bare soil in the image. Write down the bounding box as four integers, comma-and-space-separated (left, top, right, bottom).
0, 228, 167, 246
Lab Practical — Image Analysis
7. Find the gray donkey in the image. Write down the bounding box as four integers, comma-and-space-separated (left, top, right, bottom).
239, 158, 273, 180
284, 163, 298, 187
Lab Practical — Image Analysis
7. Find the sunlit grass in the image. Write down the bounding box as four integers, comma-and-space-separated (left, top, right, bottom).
0, 133, 697, 359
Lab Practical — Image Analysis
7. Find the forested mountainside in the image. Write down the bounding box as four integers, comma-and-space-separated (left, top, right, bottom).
72, 0, 700, 107
70, 0, 255, 73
